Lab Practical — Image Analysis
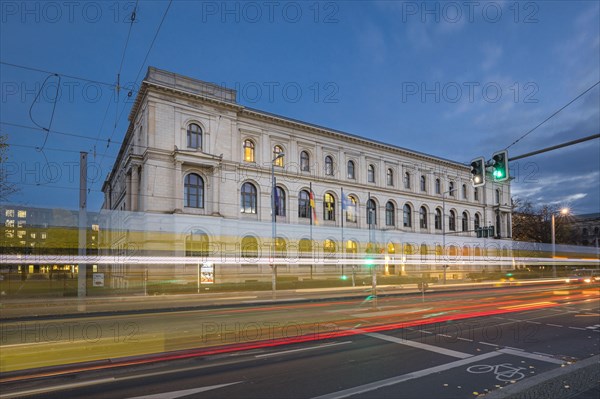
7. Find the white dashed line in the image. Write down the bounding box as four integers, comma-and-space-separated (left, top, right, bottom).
569, 327, 587, 330
525, 321, 542, 324
546, 323, 564, 328
457, 337, 473, 342
479, 341, 499, 347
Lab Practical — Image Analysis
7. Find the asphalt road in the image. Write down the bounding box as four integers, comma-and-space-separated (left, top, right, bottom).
1, 286, 598, 398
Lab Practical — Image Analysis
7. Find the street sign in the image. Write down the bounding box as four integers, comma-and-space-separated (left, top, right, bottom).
92, 273, 104, 287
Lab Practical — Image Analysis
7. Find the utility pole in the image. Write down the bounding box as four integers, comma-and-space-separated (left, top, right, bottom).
78, 152, 87, 310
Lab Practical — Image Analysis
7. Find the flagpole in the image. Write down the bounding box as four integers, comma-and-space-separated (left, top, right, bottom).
341, 187, 345, 279
309, 182, 313, 280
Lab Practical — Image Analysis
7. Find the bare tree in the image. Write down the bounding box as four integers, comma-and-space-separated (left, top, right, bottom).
0, 135, 19, 201
512, 197, 578, 244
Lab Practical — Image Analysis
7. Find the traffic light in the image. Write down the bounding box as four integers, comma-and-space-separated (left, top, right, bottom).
470, 157, 486, 187
492, 150, 509, 182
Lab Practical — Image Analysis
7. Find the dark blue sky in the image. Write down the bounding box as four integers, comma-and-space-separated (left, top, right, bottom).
1, 1, 599, 215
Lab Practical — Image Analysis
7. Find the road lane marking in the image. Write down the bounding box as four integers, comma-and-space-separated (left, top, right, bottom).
569, 327, 587, 330
479, 342, 499, 347
457, 337, 473, 342
525, 321, 542, 324
0, 378, 116, 399
254, 341, 352, 358
125, 382, 243, 399
311, 351, 501, 399
546, 323, 564, 328
365, 332, 472, 359
499, 348, 564, 364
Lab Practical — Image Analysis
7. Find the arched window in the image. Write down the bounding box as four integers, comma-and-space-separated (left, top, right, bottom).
273, 145, 284, 167
300, 151, 310, 172
420, 175, 426, 192
420, 206, 428, 229
241, 182, 257, 214
387, 169, 394, 186
474, 213, 481, 230
346, 240, 358, 257
435, 178, 441, 194
323, 193, 335, 221
275, 186, 286, 216
404, 172, 411, 189
185, 230, 209, 257
241, 236, 259, 259
449, 181, 455, 196
346, 195, 357, 223
243, 139, 255, 162
385, 201, 395, 226
347, 160, 355, 179
325, 155, 334, 176
275, 237, 287, 257
367, 199, 377, 225
324, 239, 337, 257
462, 184, 468, 199
298, 190, 311, 219
184, 173, 204, 208
435, 208, 442, 230
403, 204, 412, 227
449, 210, 456, 231
187, 123, 202, 149
368, 164, 375, 183
299, 238, 312, 257
462, 211, 468, 232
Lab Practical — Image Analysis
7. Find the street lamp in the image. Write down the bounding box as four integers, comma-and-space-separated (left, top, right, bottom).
441, 188, 454, 284
551, 207, 569, 278
271, 152, 285, 299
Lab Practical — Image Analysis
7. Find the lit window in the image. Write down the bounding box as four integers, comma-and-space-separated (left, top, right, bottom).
5, 210, 14, 217
324, 239, 337, 257
243, 139, 255, 162
241, 236, 259, 259
5, 220, 14, 228
273, 145, 284, 167
323, 193, 335, 221
345, 195, 357, 223
17, 210, 27, 218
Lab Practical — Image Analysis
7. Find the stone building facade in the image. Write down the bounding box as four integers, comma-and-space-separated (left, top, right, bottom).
100, 67, 512, 287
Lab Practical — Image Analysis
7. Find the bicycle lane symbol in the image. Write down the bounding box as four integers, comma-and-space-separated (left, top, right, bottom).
467, 363, 526, 382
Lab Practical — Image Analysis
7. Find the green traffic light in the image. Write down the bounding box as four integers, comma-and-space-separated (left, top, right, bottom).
341, 275, 348, 280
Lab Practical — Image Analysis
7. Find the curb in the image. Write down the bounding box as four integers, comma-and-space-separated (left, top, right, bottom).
483, 355, 600, 399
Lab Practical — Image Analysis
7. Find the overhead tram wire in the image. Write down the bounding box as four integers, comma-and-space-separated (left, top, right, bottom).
0, 61, 122, 91
94, 0, 173, 188
505, 80, 600, 150
91, 1, 138, 160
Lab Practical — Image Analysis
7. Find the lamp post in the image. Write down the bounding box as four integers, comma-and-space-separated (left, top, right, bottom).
551, 207, 569, 278
271, 152, 285, 300
441, 188, 454, 284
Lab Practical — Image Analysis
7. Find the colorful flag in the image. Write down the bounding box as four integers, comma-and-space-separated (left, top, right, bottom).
309, 190, 318, 225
